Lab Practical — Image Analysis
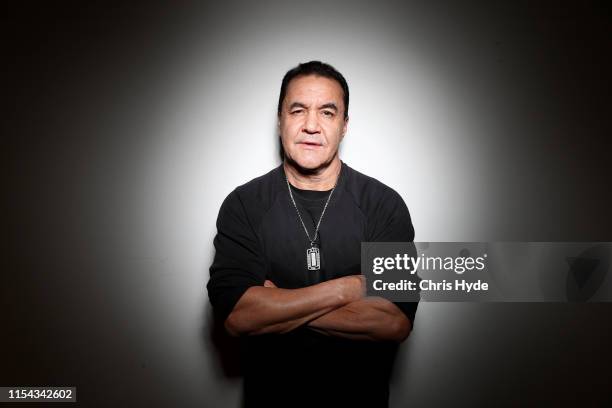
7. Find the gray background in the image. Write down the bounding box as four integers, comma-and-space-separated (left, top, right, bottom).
3, 1, 611, 406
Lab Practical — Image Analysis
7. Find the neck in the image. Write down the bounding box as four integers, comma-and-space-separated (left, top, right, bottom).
284, 156, 342, 191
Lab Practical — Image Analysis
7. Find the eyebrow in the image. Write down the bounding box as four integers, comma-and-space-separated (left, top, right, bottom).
288, 102, 339, 112
319, 103, 338, 112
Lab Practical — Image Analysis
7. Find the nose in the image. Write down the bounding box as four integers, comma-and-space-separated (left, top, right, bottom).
303, 110, 320, 134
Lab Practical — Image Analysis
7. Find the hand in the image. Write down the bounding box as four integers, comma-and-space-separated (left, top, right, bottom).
265, 276, 364, 303
337, 274, 366, 303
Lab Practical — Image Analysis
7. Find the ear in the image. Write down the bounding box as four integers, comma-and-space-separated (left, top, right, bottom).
341, 116, 349, 141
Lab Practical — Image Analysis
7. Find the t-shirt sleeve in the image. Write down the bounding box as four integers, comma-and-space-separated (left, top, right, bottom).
367, 187, 419, 326
206, 189, 267, 323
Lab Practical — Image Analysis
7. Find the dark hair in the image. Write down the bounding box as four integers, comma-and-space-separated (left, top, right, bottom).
277, 60, 349, 120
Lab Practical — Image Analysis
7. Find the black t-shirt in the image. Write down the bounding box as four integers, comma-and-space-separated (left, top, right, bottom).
207, 161, 418, 407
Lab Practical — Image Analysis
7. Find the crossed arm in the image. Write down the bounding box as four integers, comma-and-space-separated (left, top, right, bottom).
224, 275, 412, 342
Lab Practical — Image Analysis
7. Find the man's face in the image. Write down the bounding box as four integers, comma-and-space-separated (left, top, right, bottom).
279, 75, 348, 171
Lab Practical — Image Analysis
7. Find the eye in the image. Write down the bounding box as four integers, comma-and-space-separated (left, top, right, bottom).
290, 109, 303, 115
322, 110, 334, 117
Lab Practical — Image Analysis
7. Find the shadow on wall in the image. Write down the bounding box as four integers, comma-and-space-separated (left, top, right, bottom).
201, 128, 283, 383
204, 308, 244, 378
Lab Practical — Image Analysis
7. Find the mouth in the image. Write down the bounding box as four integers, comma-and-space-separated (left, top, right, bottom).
298, 141, 323, 149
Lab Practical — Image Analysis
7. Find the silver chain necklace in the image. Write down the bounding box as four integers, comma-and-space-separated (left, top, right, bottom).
285, 170, 339, 270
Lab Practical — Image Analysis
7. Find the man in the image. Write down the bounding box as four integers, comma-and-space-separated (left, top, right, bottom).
207, 61, 418, 407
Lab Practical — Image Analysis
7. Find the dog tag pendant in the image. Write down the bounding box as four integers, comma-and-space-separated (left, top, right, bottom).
307, 246, 321, 270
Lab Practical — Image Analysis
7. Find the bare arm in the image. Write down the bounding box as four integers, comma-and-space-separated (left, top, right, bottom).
224, 275, 364, 336
306, 297, 412, 342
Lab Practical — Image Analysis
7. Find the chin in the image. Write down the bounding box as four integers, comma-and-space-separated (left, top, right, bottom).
287, 153, 327, 172
296, 160, 323, 171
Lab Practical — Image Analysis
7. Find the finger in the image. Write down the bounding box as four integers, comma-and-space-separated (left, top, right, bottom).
264, 279, 277, 288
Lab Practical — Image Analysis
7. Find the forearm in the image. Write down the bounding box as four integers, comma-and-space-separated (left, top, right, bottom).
225, 276, 362, 336
307, 297, 411, 342
249, 304, 338, 335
